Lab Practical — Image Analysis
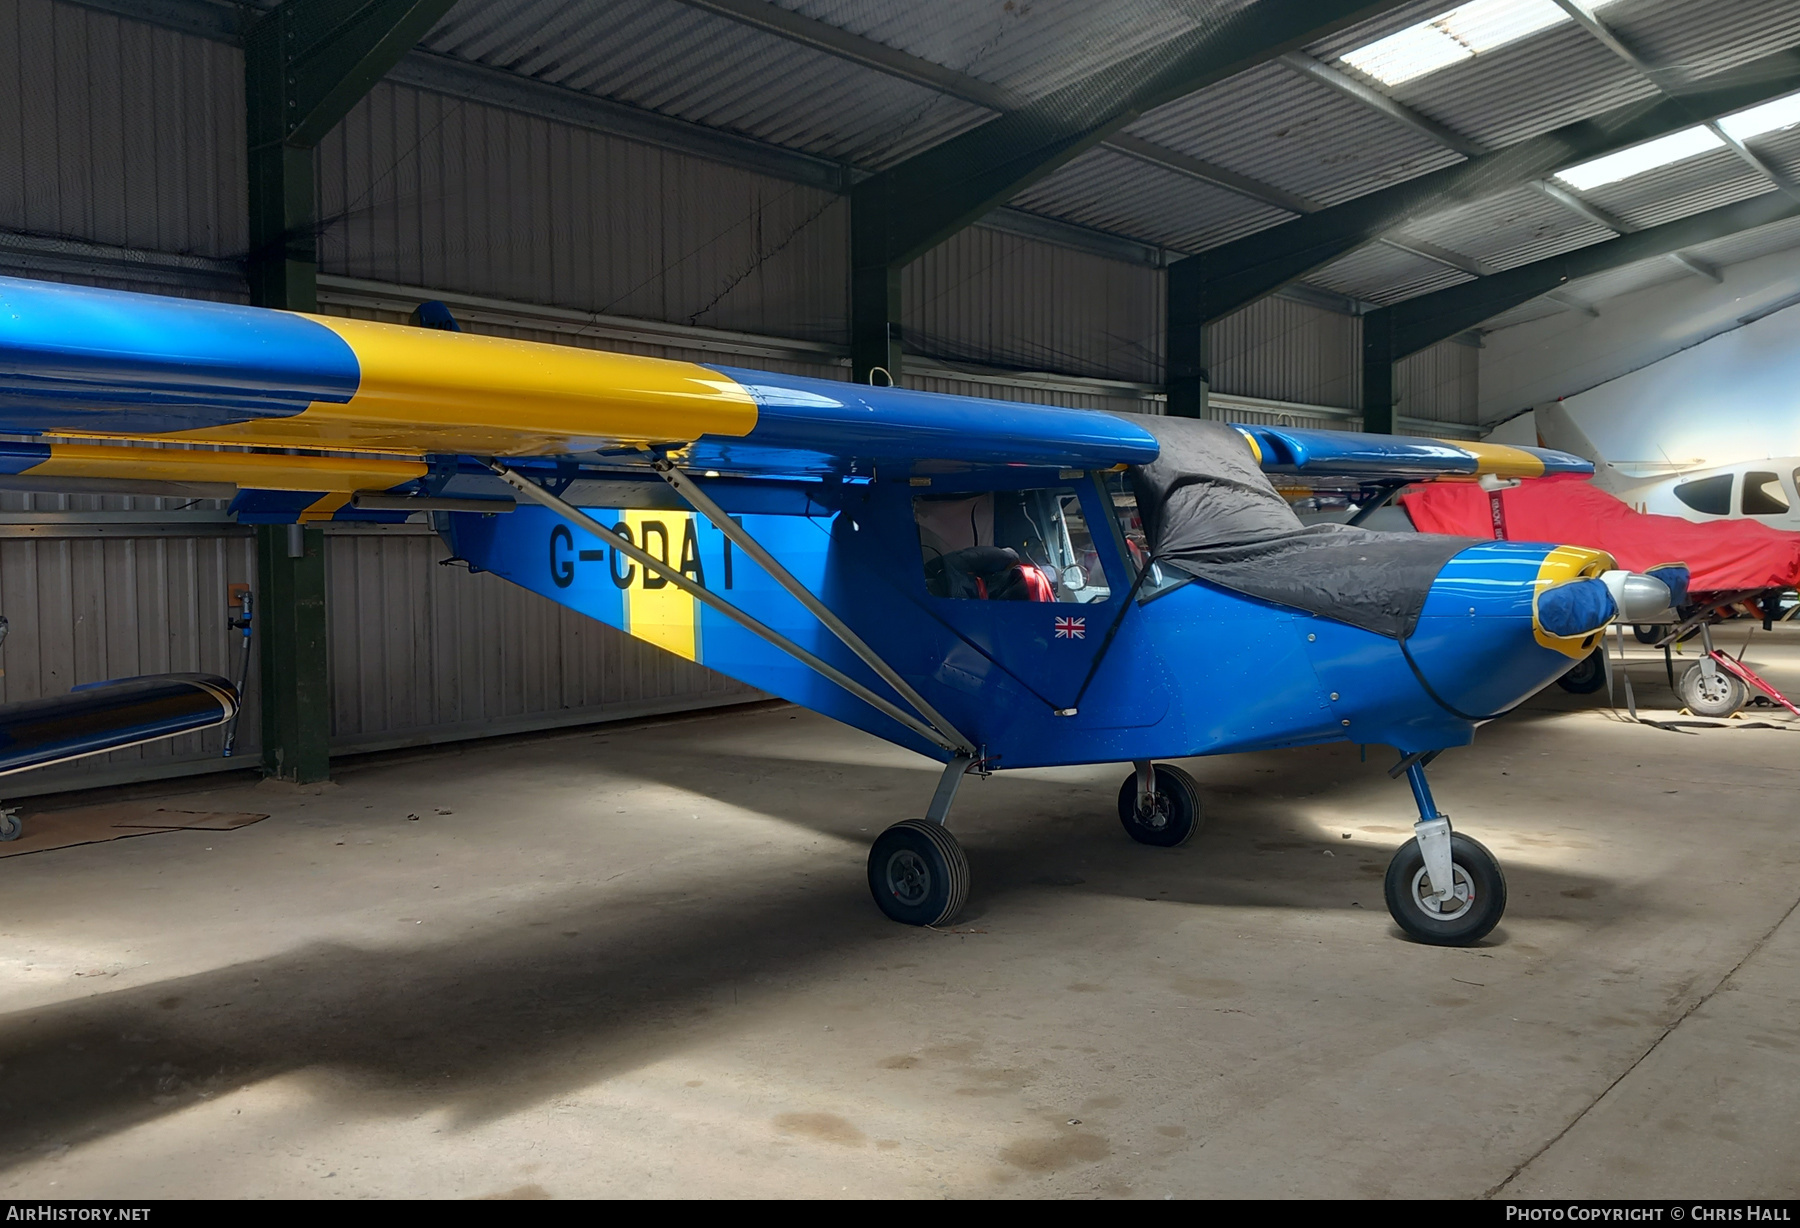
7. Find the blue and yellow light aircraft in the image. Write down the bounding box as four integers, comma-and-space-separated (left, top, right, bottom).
0, 276, 1681, 944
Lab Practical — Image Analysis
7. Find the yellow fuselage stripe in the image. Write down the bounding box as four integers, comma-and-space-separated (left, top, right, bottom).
622, 510, 699, 663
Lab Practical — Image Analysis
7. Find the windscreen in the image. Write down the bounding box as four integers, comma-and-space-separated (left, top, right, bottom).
915, 487, 1111, 603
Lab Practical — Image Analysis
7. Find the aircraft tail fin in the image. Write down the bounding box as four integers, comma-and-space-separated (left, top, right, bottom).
1532, 402, 1605, 466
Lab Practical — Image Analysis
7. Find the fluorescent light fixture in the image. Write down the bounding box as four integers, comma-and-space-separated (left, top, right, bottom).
1554, 126, 1726, 191
1338, 0, 1622, 88
1718, 91, 1800, 142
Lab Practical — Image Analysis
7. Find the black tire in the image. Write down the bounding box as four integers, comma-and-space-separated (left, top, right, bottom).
867, 819, 969, 927
0, 810, 17, 842
1384, 832, 1506, 946
1678, 662, 1748, 717
1633, 624, 1663, 645
1116, 763, 1203, 847
1556, 648, 1606, 694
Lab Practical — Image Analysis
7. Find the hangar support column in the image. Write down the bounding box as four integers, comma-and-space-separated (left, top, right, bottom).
244, 0, 455, 782
1360, 312, 1395, 436
1164, 259, 1209, 419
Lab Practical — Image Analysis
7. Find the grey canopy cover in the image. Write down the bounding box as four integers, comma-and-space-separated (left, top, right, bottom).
1115, 416, 1474, 639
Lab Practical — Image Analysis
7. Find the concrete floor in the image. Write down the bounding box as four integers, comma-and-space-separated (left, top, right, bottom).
2, 625, 1798, 1199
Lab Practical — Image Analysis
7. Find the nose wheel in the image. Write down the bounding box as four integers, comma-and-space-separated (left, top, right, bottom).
1383, 831, 1506, 944
1384, 759, 1507, 945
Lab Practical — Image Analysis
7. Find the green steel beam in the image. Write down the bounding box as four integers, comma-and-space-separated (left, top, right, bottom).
245, 0, 452, 783
1361, 311, 1397, 436
1174, 46, 1800, 330
256, 526, 331, 784
1359, 188, 1800, 428
245, 0, 455, 310
848, 0, 1409, 381
1165, 257, 1210, 418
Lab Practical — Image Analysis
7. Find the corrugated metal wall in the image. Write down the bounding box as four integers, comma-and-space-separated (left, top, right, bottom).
1394, 339, 1481, 427
1207, 296, 1362, 410
318, 80, 849, 345
902, 226, 1162, 384
0, 0, 246, 260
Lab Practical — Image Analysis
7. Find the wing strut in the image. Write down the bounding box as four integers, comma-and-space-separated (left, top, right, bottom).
647, 457, 975, 752
489, 463, 974, 758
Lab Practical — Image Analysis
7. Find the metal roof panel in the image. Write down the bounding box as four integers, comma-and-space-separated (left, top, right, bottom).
1125, 60, 1464, 208
1311, 241, 1473, 304
1605, 0, 1800, 84
1387, 20, 1655, 150
1394, 182, 1615, 269
1303, 0, 1457, 64
1009, 147, 1292, 253
1573, 147, 1777, 229
776, 0, 1251, 103
423, 0, 994, 168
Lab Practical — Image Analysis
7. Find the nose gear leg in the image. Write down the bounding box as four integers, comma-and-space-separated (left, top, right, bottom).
1405, 762, 1456, 903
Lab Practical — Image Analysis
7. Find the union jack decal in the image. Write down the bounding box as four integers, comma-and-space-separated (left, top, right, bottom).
1054, 616, 1086, 639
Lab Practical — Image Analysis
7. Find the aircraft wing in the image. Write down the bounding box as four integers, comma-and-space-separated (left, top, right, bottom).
1235, 424, 1591, 482
0, 277, 1158, 520
0, 276, 1581, 524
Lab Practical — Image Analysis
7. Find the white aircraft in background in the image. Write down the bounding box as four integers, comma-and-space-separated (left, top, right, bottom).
1534, 402, 1800, 534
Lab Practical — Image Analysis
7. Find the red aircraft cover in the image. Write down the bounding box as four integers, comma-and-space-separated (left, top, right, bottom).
1400, 474, 1800, 593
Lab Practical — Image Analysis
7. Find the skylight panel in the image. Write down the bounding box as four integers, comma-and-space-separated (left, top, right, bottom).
1338, 0, 1621, 88
1554, 127, 1727, 191
1718, 92, 1800, 143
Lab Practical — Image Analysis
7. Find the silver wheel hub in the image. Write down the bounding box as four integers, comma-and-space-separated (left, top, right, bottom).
886, 848, 931, 906
1409, 864, 1475, 922
1137, 795, 1169, 830
1696, 671, 1735, 704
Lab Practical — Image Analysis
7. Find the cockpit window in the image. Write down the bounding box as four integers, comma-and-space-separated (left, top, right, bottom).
1100, 470, 1189, 601
1673, 474, 1732, 516
914, 487, 1111, 603
1742, 471, 1790, 516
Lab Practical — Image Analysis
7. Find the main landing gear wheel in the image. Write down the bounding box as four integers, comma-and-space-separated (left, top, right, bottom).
1383, 832, 1506, 946
1117, 763, 1204, 847
1677, 662, 1748, 717
868, 819, 970, 927
1556, 647, 1606, 694
0, 810, 18, 842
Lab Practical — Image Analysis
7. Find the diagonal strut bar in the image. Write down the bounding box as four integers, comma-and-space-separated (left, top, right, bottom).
647, 456, 974, 753
489, 463, 972, 756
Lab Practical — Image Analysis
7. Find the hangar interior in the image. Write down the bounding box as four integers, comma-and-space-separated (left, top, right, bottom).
2, 0, 1799, 1200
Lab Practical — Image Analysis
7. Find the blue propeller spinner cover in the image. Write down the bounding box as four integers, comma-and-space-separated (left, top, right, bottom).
1537, 578, 1618, 638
